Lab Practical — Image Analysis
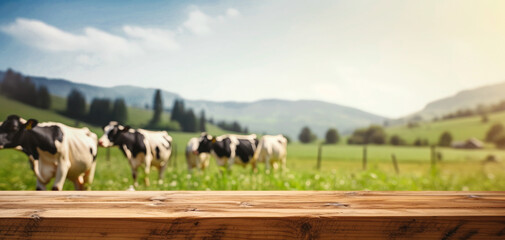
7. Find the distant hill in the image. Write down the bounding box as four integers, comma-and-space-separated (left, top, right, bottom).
187, 99, 386, 138
410, 81, 505, 120
386, 109, 505, 145
0, 73, 180, 109
0, 95, 101, 134
0, 70, 388, 138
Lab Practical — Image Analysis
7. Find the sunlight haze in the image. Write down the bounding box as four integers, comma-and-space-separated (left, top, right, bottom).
1, 0, 504, 118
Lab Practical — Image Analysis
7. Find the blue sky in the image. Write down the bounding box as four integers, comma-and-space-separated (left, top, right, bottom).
1, 0, 505, 118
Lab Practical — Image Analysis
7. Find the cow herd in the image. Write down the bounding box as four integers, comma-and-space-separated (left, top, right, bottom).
0, 115, 288, 190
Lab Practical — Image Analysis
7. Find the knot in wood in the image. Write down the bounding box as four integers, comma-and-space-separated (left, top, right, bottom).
149, 196, 167, 202
30, 213, 41, 221
324, 202, 350, 207
239, 202, 252, 207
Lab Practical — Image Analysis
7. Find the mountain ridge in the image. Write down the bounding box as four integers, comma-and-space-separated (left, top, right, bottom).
408, 81, 505, 120
0, 70, 387, 138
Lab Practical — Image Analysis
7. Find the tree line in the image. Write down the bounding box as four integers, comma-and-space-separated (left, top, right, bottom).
0, 71, 248, 134
169, 97, 249, 133
216, 121, 248, 134
297, 124, 452, 147
0, 69, 51, 109
485, 123, 505, 149
298, 126, 340, 144
435, 99, 505, 122
66, 89, 127, 126
168, 98, 206, 132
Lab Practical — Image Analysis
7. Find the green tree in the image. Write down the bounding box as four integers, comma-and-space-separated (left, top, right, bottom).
438, 131, 453, 147
150, 89, 163, 125
494, 135, 505, 149
232, 121, 241, 132
0, 69, 14, 86
414, 138, 422, 146
0, 69, 19, 98
485, 123, 504, 142
19, 77, 37, 106
298, 126, 317, 143
0, 71, 37, 107
367, 125, 386, 144
390, 134, 406, 146
348, 125, 386, 145
182, 109, 197, 132
112, 98, 128, 124
66, 89, 86, 119
325, 128, 339, 144
170, 99, 185, 123
36, 86, 51, 109
88, 98, 112, 125
199, 110, 206, 132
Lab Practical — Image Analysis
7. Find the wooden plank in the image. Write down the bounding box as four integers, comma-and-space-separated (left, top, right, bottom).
0, 191, 504, 239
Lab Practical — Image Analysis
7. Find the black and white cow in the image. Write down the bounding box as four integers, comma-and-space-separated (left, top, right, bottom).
98, 121, 172, 187
0, 115, 98, 190
186, 137, 210, 171
252, 134, 288, 171
196, 133, 258, 170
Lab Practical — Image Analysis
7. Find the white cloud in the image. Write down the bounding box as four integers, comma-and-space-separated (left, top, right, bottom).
2, 7, 241, 61
123, 25, 179, 51
0, 18, 185, 65
1, 18, 86, 52
75, 54, 95, 66
1, 18, 140, 56
183, 10, 213, 35
182, 8, 240, 35
226, 8, 240, 17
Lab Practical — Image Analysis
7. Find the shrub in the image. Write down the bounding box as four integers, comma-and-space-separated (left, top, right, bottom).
438, 131, 453, 147
325, 128, 339, 144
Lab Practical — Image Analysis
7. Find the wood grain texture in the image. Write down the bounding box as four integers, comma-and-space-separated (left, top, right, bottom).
0, 191, 504, 239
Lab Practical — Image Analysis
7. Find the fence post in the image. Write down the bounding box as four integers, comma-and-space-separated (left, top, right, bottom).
172, 143, 178, 168
317, 144, 322, 170
430, 145, 436, 168
362, 145, 367, 170
391, 154, 399, 175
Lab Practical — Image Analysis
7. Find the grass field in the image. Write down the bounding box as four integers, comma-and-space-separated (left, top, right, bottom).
386, 112, 505, 145
0, 142, 504, 191
0, 95, 504, 191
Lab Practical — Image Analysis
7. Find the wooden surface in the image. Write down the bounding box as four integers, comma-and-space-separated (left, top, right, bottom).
0, 191, 504, 239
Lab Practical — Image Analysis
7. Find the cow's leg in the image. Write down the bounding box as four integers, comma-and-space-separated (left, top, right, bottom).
144, 168, 151, 187
144, 156, 152, 187
216, 158, 226, 174
32, 158, 49, 190
227, 155, 236, 171
272, 160, 279, 170
131, 166, 139, 187
201, 155, 210, 171
157, 163, 168, 185
265, 156, 271, 171
36, 179, 46, 191
52, 159, 70, 191
83, 161, 97, 190
186, 153, 193, 172
72, 178, 84, 191
250, 157, 258, 173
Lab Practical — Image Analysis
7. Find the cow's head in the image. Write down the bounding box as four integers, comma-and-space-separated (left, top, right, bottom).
196, 133, 214, 154
0, 115, 33, 149
99, 121, 130, 147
